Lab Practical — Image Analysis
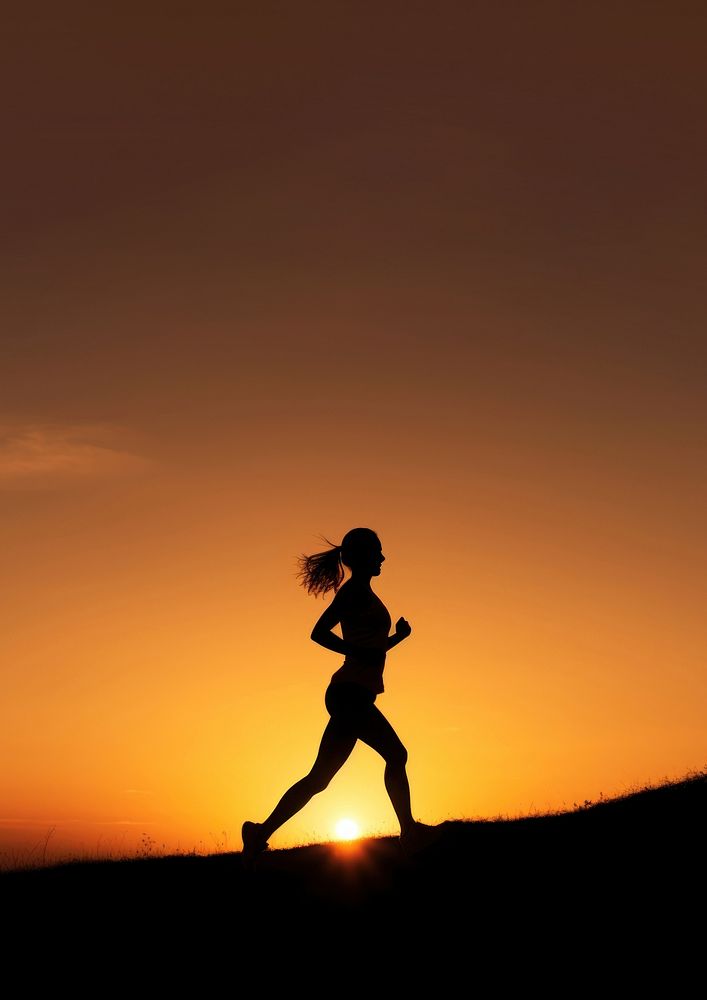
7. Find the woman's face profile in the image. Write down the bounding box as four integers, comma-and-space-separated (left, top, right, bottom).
359, 538, 384, 574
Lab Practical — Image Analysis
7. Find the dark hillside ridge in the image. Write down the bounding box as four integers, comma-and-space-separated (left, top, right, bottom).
4, 770, 704, 969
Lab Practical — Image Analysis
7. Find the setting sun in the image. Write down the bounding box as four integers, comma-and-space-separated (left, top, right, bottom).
335, 818, 360, 841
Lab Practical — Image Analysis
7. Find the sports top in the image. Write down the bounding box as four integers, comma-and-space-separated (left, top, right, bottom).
330, 585, 392, 695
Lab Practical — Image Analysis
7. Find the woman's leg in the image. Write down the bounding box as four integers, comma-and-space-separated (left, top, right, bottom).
258, 717, 358, 841
355, 705, 416, 835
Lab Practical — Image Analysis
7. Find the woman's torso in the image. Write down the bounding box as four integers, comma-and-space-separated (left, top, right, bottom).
330, 583, 392, 695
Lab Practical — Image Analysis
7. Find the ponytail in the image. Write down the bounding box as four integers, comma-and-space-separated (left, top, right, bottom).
295, 535, 344, 598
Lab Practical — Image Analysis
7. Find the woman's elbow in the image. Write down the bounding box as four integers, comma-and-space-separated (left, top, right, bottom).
311, 628, 333, 649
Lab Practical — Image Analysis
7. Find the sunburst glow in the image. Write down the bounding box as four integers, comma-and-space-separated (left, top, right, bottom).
334, 818, 360, 841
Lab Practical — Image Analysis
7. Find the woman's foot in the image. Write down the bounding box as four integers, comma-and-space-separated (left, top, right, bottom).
241, 821, 269, 868
399, 821, 443, 858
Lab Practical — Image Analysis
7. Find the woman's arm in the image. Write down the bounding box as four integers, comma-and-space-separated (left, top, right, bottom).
385, 616, 412, 651
310, 588, 364, 659
311, 628, 365, 659
310, 587, 386, 664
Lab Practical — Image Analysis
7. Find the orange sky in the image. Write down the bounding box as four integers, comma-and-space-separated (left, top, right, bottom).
2, 3, 705, 866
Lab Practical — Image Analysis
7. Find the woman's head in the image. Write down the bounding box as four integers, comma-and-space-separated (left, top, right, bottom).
295, 527, 383, 597
340, 528, 383, 573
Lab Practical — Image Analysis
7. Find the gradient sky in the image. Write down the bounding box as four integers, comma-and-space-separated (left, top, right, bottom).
2, 3, 705, 864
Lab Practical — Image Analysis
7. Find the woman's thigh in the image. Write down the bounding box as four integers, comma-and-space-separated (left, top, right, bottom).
309, 715, 358, 780
354, 705, 407, 763
322, 683, 406, 765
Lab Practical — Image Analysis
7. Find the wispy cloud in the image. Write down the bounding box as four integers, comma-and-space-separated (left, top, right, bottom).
0, 420, 151, 488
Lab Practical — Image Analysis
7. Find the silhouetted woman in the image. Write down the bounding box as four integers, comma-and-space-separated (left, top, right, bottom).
242, 527, 438, 864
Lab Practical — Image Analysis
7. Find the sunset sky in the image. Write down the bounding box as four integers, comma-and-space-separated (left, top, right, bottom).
2, 3, 705, 865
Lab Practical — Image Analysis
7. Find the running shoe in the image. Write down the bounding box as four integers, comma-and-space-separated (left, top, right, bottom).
241, 821, 269, 868
399, 821, 444, 858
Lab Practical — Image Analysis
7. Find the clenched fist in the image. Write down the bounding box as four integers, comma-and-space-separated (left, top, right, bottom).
395, 617, 412, 640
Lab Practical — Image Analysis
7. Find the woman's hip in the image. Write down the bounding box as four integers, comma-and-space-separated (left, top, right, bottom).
325, 681, 376, 718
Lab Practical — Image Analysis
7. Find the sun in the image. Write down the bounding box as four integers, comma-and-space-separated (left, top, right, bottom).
334, 817, 360, 841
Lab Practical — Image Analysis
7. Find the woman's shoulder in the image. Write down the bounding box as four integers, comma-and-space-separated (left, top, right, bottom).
333, 580, 368, 605
333, 579, 358, 602
338, 581, 385, 612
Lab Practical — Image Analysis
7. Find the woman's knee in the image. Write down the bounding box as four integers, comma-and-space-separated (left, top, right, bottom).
306, 768, 333, 794
385, 742, 408, 767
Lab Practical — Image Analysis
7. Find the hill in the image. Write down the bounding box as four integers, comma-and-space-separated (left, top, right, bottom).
3, 769, 704, 983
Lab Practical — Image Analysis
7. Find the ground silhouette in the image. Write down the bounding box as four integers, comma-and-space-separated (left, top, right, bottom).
4, 770, 703, 984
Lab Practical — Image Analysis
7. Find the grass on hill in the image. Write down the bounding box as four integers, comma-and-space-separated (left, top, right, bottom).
2, 767, 703, 976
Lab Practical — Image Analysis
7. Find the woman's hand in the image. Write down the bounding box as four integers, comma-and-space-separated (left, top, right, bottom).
394, 616, 412, 641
